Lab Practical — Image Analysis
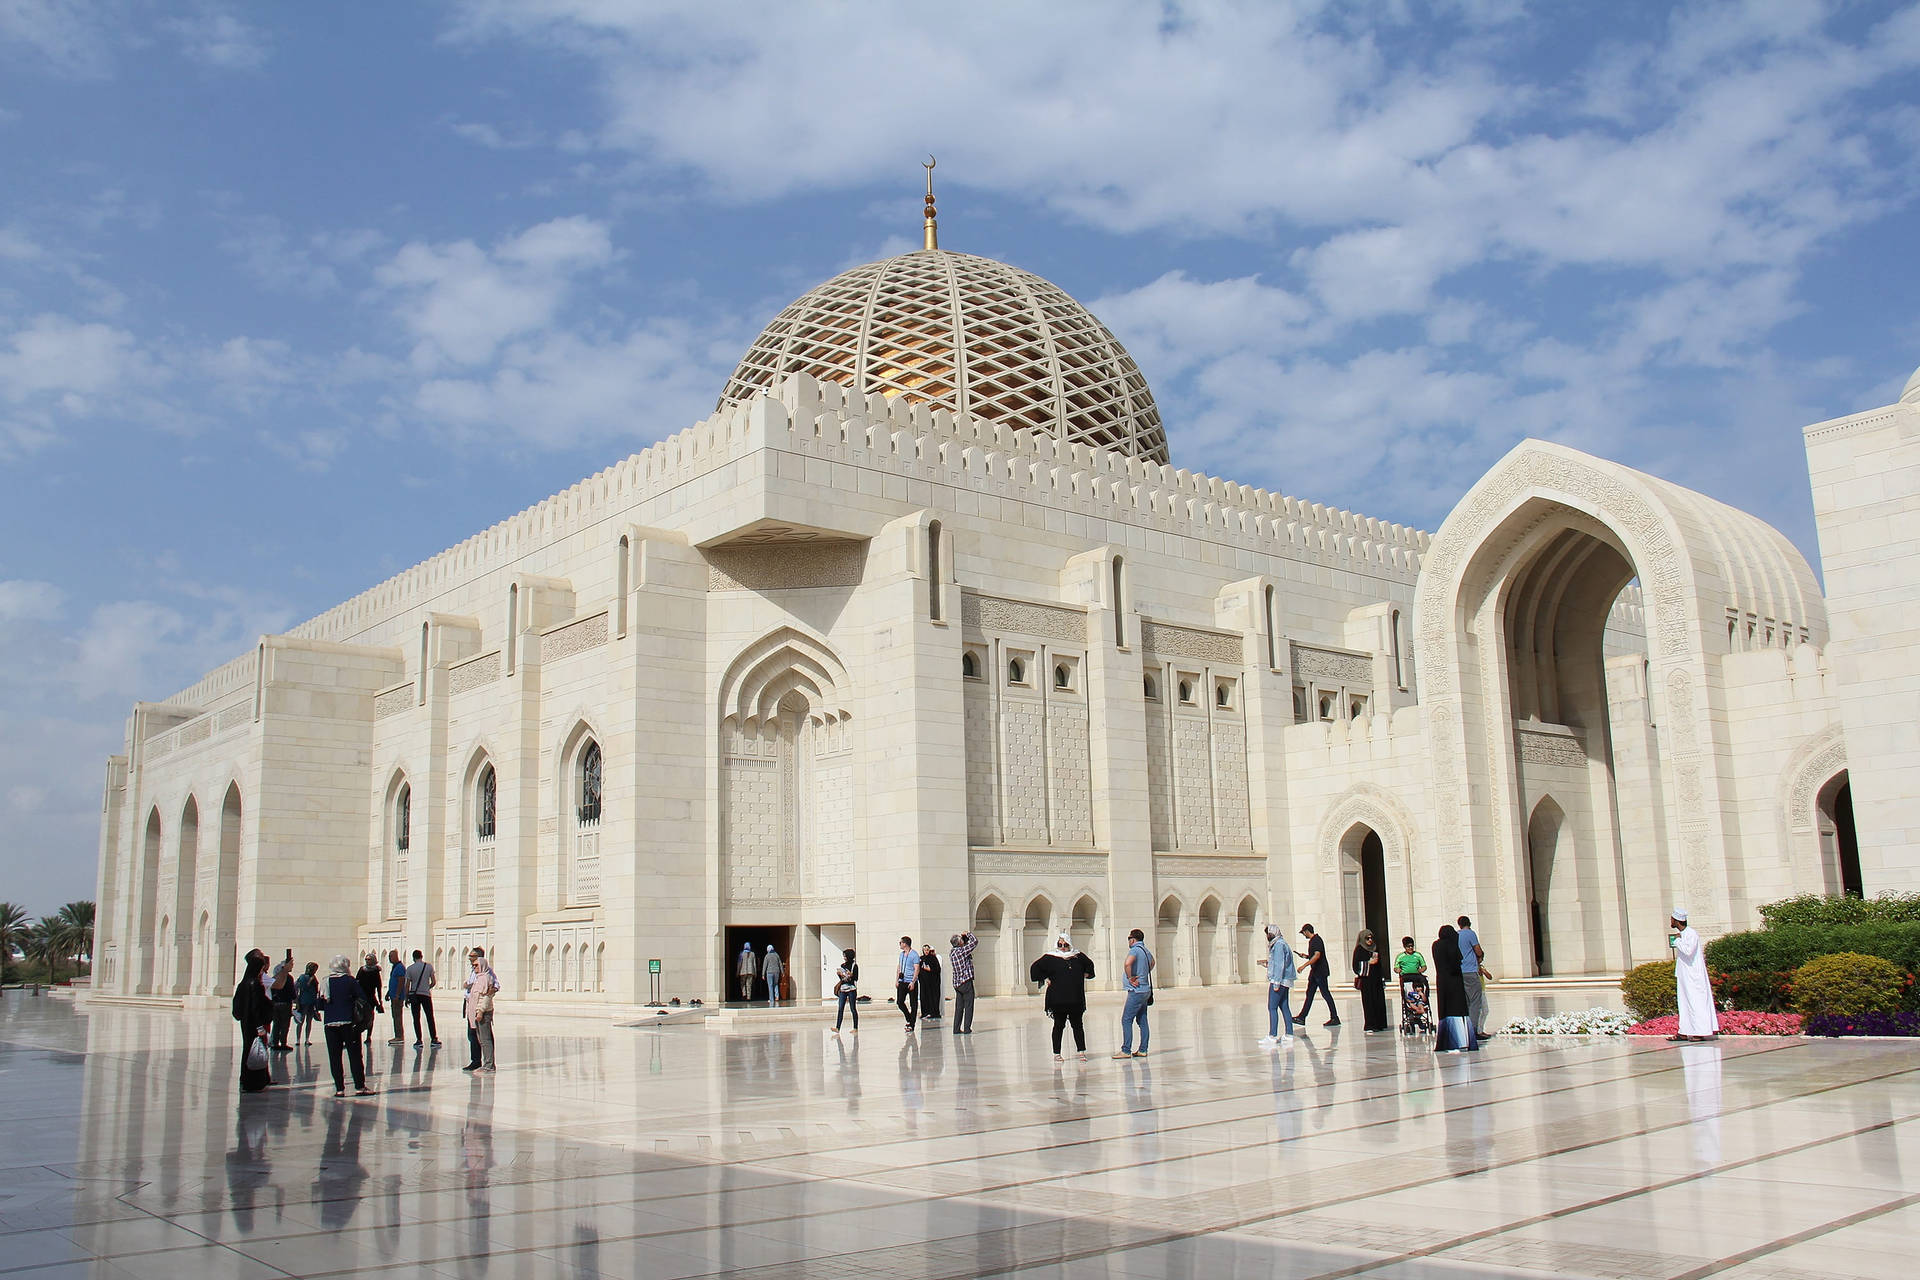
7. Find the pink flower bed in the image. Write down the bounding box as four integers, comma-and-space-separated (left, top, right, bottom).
1627, 1011, 1803, 1037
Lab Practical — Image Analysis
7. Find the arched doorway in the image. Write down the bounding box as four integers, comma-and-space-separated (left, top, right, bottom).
1021, 896, 1053, 986
1196, 896, 1222, 985
135, 809, 161, 994
1154, 897, 1182, 988
1235, 896, 1259, 982
1817, 772, 1861, 898
1526, 797, 1567, 975
1070, 895, 1102, 988
1336, 824, 1389, 955
973, 895, 1004, 995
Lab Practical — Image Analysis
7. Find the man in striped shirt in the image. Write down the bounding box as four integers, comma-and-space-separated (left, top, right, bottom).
948, 932, 978, 1036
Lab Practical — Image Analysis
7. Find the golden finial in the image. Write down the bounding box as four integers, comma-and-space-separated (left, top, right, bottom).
923, 155, 938, 252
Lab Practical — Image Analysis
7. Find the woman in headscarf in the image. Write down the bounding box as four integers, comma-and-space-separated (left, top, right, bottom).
321, 954, 374, 1097
1028, 933, 1096, 1062
268, 959, 296, 1051
1353, 929, 1388, 1032
1258, 923, 1297, 1048
1431, 925, 1478, 1053
231, 948, 274, 1094
354, 952, 385, 1054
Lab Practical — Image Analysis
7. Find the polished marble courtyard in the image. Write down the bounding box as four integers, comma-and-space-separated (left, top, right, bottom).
2, 990, 1918, 1279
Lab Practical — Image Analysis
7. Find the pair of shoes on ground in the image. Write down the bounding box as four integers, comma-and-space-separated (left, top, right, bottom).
332, 1087, 377, 1098
1257, 1035, 1296, 1048
1110, 1050, 1150, 1059
1051, 1052, 1091, 1062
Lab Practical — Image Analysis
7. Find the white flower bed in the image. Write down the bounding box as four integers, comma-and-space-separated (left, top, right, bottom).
1498, 1007, 1636, 1036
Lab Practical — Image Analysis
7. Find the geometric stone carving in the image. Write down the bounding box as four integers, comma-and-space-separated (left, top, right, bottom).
541, 613, 608, 665
1289, 642, 1371, 687
449, 652, 501, 695
1152, 854, 1264, 879
706, 541, 867, 591
374, 686, 413, 720
971, 851, 1108, 878
1518, 725, 1587, 768
1143, 620, 1242, 664
962, 593, 1087, 644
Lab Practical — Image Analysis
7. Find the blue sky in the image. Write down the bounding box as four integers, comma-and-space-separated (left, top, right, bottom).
2, 1, 1917, 917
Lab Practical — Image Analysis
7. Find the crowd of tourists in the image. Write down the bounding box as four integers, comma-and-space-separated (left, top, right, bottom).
231, 944, 500, 1098
802, 912, 1503, 1063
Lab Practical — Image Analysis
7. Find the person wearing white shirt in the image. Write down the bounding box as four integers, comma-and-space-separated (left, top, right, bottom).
1669, 909, 1717, 1042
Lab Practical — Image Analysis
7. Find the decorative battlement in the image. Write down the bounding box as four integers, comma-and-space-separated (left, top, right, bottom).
162, 375, 1434, 703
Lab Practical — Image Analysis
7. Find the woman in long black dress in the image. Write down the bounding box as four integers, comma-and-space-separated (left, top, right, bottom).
1352, 930, 1388, 1032
232, 949, 274, 1093
1028, 933, 1096, 1062
1431, 925, 1479, 1053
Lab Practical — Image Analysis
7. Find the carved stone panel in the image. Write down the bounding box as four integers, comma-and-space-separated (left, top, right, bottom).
962, 593, 1087, 643
1290, 642, 1371, 687
706, 541, 867, 591
541, 613, 608, 664
1142, 620, 1242, 664
1518, 726, 1588, 768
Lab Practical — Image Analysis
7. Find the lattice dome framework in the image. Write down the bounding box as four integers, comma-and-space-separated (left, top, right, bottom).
717, 249, 1169, 464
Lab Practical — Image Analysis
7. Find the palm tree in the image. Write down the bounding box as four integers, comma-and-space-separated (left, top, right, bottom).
55, 902, 95, 973
25, 917, 60, 985
0, 902, 27, 988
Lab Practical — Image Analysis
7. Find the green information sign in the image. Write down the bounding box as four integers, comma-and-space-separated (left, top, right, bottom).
649, 958, 662, 974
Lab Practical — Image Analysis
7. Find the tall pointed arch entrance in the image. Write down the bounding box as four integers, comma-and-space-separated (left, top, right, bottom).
1415, 440, 1826, 971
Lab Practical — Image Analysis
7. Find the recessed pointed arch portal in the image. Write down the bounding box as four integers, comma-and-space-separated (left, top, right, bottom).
1415, 439, 1827, 970
718, 627, 856, 933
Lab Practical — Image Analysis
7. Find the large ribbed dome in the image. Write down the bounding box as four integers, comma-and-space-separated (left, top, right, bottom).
718, 248, 1168, 464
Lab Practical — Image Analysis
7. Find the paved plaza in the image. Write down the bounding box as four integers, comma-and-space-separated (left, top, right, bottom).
1, 992, 1918, 1278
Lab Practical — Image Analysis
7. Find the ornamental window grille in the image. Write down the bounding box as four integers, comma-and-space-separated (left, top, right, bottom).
476, 765, 496, 841
395, 784, 410, 852
577, 741, 602, 827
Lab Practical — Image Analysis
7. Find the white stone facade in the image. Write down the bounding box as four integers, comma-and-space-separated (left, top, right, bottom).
90, 263, 1914, 1010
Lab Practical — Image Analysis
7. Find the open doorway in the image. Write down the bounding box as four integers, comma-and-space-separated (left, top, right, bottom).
723, 924, 795, 1003
1817, 772, 1862, 898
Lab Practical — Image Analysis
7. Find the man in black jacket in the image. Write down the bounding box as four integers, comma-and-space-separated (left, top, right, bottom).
1293, 924, 1341, 1027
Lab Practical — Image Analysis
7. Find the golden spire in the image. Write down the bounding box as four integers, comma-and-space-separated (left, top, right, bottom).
923, 155, 938, 252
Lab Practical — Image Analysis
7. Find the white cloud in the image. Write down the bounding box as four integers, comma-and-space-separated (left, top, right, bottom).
0, 314, 152, 401
168, 6, 269, 70
0, 0, 114, 77
0, 579, 63, 623
374, 216, 614, 368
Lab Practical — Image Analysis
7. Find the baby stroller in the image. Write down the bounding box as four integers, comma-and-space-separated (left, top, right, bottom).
1399, 975, 1434, 1036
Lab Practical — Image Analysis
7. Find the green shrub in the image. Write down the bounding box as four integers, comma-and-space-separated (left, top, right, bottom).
1711, 970, 1796, 1013
1757, 892, 1920, 929
1621, 960, 1677, 1020
1791, 953, 1907, 1017
1705, 922, 1920, 975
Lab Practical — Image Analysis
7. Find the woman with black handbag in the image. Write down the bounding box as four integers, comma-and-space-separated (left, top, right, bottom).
1352, 930, 1388, 1032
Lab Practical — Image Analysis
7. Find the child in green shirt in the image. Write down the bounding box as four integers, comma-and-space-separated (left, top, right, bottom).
1394, 936, 1426, 978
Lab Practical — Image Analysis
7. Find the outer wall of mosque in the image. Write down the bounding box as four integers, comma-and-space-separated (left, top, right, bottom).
87, 242, 1920, 1012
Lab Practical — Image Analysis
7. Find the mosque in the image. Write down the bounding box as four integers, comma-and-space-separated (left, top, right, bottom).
88, 172, 1920, 1009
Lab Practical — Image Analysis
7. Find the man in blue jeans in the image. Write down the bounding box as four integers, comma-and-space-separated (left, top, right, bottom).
1113, 928, 1154, 1058
1259, 924, 1297, 1048
1293, 923, 1341, 1027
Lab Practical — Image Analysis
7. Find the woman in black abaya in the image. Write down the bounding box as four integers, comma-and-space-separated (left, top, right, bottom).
1431, 925, 1479, 1053
233, 949, 275, 1093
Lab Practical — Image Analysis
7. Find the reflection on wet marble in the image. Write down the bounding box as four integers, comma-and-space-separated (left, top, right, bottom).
1, 990, 1917, 1278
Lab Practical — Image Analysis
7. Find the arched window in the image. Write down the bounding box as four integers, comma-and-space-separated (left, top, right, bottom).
1216, 681, 1230, 708
1054, 663, 1070, 690
418, 621, 429, 705
1178, 679, 1194, 704
1008, 657, 1026, 685
928, 520, 943, 622
390, 779, 411, 918
476, 764, 496, 841
506, 583, 518, 676
961, 651, 979, 680
395, 783, 411, 852
1144, 673, 1159, 700
1112, 556, 1127, 648
1390, 609, 1404, 689
577, 741, 602, 826
1264, 584, 1277, 670
615, 535, 631, 639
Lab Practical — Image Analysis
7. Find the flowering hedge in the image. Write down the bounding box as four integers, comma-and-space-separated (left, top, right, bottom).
1626, 1011, 1803, 1036
1804, 1011, 1920, 1037
1500, 1008, 1637, 1036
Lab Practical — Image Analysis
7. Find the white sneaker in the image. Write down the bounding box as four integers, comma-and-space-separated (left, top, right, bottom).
1281, 1035, 1295, 1044
1258, 1035, 1277, 1048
